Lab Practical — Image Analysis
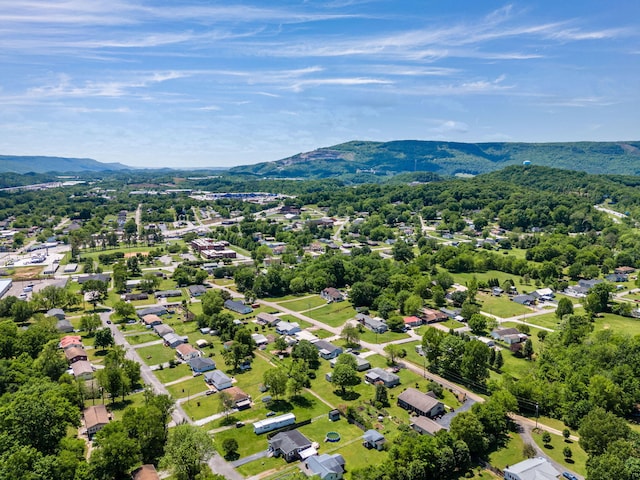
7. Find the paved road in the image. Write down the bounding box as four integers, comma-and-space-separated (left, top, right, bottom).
518, 422, 583, 479
97, 310, 244, 480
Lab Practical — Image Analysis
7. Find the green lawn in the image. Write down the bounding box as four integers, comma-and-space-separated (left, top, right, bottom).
123, 332, 160, 345
357, 329, 410, 345
154, 363, 192, 384
594, 312, 640, 336
166, 376, 210, 402
305, 302, 358, 328
452, 270, 522, 288
478, 292, 532, 318
278, 314, 313, 329
531, 429, 587, 476
277, 295, 328, 312
488, 433, 526, 471
492, 322, 545, 380
136, 343, 178, 366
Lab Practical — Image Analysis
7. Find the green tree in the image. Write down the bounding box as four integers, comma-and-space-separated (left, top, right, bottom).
332, 363, 360, 395
450, 411, 488, 457
493, 350, 504, 371
468, 314, 488, 334
584, 282, 614, 316
95, 328, 115, 350
287, 359, 309, 397
113, 301, 136, 321
273, 336, 287, 354
80, 313, 101, 335
374, 384, 389, 407
542, 431, 551, 446
90, 421, 141, 480
34, 339, 67, 381
263, 368, 288, 398
292, 340, 320, 369
218, 391, 234, 417
341, 324, 361, 347
563, 446, 572, 460
578, 407, 631, 456
562, 429, 571, 441
461, 340, 490, 383
384, 343, 402, 365
392, 240, 414, 262
11, 301, 33, 323
222, 438, 239, 459
555, 297, 574, 319
385, 314, 405, 332
200, 290, 225, 317
431, 285, 446, 307
403, 294, 423, 316
160, 424, 214, 480
122, 405, 167, 464
522, 338, 534, 360
460, 299, 479, 321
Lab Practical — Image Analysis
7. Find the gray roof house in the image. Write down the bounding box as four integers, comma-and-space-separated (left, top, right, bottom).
306, 454, 346, 480
56, 319, 74, 333
224, 299, 253, 314
504, 457, 561, 480
188, 285, 207, 297
47, 308, 66, 320
410, 416, 444, 436
312, 340, 343, 360
204, 370, 232, 390
362, 430, 385, 450
154, 289, 182, 298
163, 333, 185, 348
397, 388, 445, 418
512, 294, 536, 306
268, 430, 313, 462
365, 368, 400, 388
137, 305, 168, 317
276, 322, 301, 335
356, 314, 388, 334
188, 357, 216, 373
153, 324, 174, 337
329, 353, 370, 371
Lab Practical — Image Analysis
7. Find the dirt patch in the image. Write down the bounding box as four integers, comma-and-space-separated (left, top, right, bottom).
12, 266, 44, 280
124, 251, 149, 258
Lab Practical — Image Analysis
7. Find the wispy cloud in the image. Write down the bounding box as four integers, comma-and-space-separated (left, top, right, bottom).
289, 77, 393, 92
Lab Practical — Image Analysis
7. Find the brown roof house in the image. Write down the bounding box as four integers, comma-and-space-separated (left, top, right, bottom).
65, 346, 88, 364
84, 404, 111, 438
175, 343, 201, 362
225, 386, 252, 410
321, 287, 344, 303
397, 388, 444, 418
71, 360, 94, 380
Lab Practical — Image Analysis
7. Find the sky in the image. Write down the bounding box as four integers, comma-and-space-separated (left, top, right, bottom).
0, 0, 638, 169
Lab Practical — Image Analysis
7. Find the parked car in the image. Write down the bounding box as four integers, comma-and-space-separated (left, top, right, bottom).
562, 473, 579, 480
266, 411, 276, 417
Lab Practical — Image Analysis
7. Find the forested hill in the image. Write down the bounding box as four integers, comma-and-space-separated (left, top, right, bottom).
228, 140, 640, 178
0, 155, 130, 174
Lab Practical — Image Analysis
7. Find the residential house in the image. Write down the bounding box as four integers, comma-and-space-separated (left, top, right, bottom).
253, 413, 296, 434
321, 287, 344, 303
142, 314, 163, 327
153, 324, 174, 337
312, 340, 343, 360
491, 328, 527, 345
84, 404, 111, 438
329, 353, 370, 371
268, 430, 313, 462
195, 339, 209, 349
397, 388, 445, 418
256, 312, 281, 326
362, 430, 386, 451
71, 360, 94, 380
579, 278, 604, 290
276, 322, 301, 335
225, 386, 251, 409
154, 289, 182, 299
59, 335, 83, 349
356, 313, 387, 333
606, 273, 628, 283
137, 306, 168, 317
531, 288, 554, 300
615, 266, 636, 275
176, 343, 201, 361
403, 316, 423, 328
163, 332, 185, 348
124, 293, 149, 301
512, 294, 536, 306
65, 347, 88, 364
46, 308, 66, 320
503, 457, 561, 480
188, 285, 207, 297
410, 416, 444, 436
205, 370, 232, 390
77, 274, 111, 285
306, 454, 346, 480
56, 319, 74, 333
131, 464, 161, 480
251, 333, 269, 346
224, 299, 253, 315
188, 357, 216, 374
365, 368, 400, 388
419, 307, 448, 324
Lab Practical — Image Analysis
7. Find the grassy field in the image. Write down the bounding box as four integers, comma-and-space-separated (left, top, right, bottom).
478, 293, 532, 318
123, 332, 160, 345
305, 302, 358, 327
154, 363, 192, 384
530, 429, 587, 476
136, 343, 178, 366
488, 433, 526, 471
452, 270, 522, 288
277, 295, 328, 312
277, 314, 313, 329
357, 329, 410, 344
594, 312, 640, 336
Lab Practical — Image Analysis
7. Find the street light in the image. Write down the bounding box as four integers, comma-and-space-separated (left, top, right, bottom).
535, 402, 539, 429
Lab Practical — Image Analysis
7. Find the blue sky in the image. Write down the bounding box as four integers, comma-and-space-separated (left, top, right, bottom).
0, 1, 638, 168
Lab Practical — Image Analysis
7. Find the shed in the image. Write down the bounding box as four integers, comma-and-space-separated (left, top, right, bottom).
362, 430, 385, 450
328, 409, 341, 421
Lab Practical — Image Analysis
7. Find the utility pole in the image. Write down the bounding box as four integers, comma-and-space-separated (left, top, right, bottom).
535, 402, 539, 429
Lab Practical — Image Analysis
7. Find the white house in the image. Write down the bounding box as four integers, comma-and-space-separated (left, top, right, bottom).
205, 370, 232, 390
504, 457, 561, 480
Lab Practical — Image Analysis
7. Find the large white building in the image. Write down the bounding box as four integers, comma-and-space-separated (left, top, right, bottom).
0, 278, 12, 299
504, 457, 561, 480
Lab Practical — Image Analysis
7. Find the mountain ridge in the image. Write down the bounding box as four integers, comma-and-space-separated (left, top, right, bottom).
0, 155, 131, 174
228, 140, 640, 178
